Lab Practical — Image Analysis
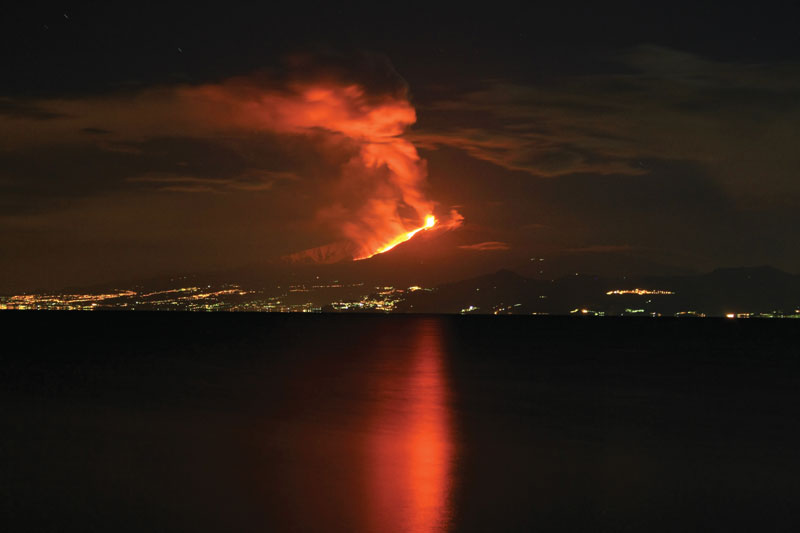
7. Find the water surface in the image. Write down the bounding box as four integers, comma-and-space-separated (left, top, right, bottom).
2, 314, 799, 531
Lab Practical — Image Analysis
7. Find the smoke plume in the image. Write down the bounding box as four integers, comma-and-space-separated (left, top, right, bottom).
180, 58, 461, 261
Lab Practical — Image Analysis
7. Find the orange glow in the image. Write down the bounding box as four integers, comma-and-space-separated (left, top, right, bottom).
366, 319, 454, 533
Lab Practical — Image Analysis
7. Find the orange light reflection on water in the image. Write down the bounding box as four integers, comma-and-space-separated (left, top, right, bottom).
366, 319, 454, 533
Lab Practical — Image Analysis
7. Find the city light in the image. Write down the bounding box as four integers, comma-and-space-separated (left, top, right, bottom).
606, 289, 675, 295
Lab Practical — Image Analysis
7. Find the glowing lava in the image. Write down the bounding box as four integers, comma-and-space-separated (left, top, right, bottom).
356, 215, 436, 260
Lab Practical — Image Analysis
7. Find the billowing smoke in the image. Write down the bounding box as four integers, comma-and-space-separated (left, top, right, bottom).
180, 56, 462, 262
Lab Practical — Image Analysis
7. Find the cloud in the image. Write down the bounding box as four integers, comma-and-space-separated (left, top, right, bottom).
412, 45, 800, 204
0, 136, 309, 214
564, 244, 634, 253
0, 98, 69, 120
80, 127, 112, 135
127, 169, 295, 193
458, 241, 510, 251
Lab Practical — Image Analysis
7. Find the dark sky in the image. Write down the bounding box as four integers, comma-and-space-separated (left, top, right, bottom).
2, 3, 800, 291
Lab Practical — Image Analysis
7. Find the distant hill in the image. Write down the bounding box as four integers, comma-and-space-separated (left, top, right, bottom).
10, 216, 799, 317
396, 266, 800, 317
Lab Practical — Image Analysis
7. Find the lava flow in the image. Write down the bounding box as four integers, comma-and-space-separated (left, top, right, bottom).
355, 215, 436, 260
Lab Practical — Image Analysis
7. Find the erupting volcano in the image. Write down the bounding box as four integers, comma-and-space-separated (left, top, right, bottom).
185, 60, 462, 264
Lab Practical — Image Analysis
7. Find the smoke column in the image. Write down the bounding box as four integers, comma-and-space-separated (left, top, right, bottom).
185, 71, 461, 262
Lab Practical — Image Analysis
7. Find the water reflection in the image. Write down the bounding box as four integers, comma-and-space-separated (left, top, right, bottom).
366, 319, 455, 533
6, 315, 799, 532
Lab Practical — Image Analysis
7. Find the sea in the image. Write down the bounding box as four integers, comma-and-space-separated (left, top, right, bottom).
2, 313, 799, 532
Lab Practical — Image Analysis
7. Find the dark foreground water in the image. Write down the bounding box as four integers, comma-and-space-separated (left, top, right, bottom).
1, 314, 800, 532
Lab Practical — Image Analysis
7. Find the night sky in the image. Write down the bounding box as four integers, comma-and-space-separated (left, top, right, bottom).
3, 3, 800, 291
